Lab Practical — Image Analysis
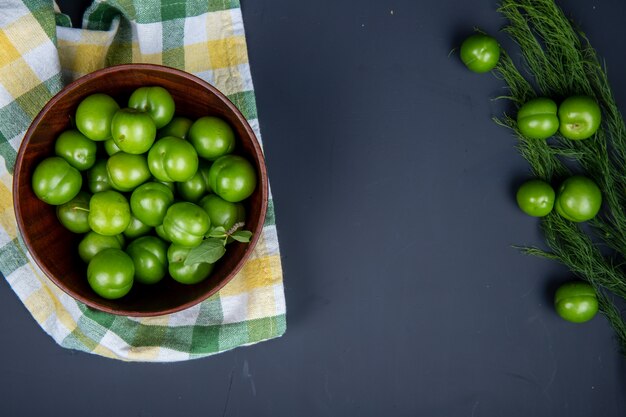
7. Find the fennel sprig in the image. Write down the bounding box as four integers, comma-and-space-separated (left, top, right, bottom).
494, 0, 626, 351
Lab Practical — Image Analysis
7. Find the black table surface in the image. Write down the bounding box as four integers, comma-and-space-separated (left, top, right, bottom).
2, 0, 626, 416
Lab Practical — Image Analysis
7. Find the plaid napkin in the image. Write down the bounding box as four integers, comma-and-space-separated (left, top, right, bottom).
0, 0, 286, 362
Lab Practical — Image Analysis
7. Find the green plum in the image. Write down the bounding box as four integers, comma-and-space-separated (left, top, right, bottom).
110, 108, 157, 154
162, 202, 210, 247
123, 214, 152, 239
32, 156, 82, 205
130, 181, 175, 226
199, 193, 245, 233
148, 136, 198, 182
128, 86, 175, 129
75, 93, 120, 141
208, 155, 256, 202
56, 191, 91, 233
126, 236, 168, 284
158, 116, 193, 139
54, 129, 97, 170
78, 231, 125, 263
87, 159, 113, 193
87, 248, 134, 299
88, 190, 131, 236
106, 152, 151, 192
168, 243, 214, 284
188, 116, 235, 161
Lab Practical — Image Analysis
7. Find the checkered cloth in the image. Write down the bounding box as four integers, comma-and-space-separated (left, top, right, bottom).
0, 0, 286, 361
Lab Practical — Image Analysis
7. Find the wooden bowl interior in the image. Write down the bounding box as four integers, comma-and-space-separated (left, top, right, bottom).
14, 66, 267, 316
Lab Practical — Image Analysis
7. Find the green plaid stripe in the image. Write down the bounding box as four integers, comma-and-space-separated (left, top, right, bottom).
0, 81, 59, 174
84, 2, 125, 30
228, 91, 258, 121
265, 199, 276, 226
106, 19, 134, 65
54, 13, 72, 28
65, 296, 289, 357
84, 0, 241, 28
42, 72, 64, 92
162, 18, 185, 68
156, 0, 241, 23
0, 101, 31, 143
24, 0, 57, 39
0, 238, 29, 277
62, 327, 100, 351
15, 83, 54, 118
0, 140, 17, 174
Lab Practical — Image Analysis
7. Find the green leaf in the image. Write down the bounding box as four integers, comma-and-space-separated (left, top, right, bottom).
231, 230, 252, 243
207, 226, 227, 238
184, 239, 226, 265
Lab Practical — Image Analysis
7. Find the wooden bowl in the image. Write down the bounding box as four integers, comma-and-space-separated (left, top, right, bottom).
13, 64, 268, 316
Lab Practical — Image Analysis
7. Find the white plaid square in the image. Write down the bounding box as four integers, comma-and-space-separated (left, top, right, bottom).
56, 26, 83, 43
274, 283, 286, 315
42, 311, 72, 341
9, 132, 25, 151
168, 303, 202, 326
99, 328, 130, 355
6, 263, 41, 300
0, 227, 12, 248
157, 346, 191, 362
237, 63, 254, 91
194, 69, 215, 85
135, 22, 163, 54
0, 2, 30, 28
22, 41, 60, 83
229, 9, 245, 37
183, 14, 207, 45
220, 293, 249, 324
0, 84, 13, 107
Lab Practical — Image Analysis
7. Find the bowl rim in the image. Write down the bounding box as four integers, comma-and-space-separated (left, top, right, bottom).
13, 63, 269, 317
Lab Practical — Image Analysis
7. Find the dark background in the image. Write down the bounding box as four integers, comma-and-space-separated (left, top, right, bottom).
2, 0, 625, 415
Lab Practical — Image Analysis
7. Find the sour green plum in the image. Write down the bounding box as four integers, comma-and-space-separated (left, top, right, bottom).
188, 116, 235, 161
516, 98, 559, 140
460, 34, 500, 73
54, 129, 97, 170
111, 108, 157, 154
554, 281, 598, 323
75, 93, 119, 141
208, 155, 256, 202
176, 164, 211, 203
148, 136, 198, 182
130, 182, 175, 226
88, 190, 131, 236
558, 96, 602, 140
78, 232, 124, 263
162, 202, 210, 247
106, 152, 151, 192
87, 248, 134, 299
128, 86, 175, 129
123, 214, 152, 239
32, 156, 82, 205
199, 194, 245, 233
158, 116, 193, 139
87, 159, 113, 193
168, 243, 214, 284
126, 236, 168, 284
56, 191, 91, 233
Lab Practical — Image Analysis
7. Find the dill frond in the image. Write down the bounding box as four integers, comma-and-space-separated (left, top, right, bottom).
495, 0, 626, 350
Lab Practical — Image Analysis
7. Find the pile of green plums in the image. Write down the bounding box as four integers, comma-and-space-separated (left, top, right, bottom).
515, 95, 603, 222
31, 86, 257, 299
